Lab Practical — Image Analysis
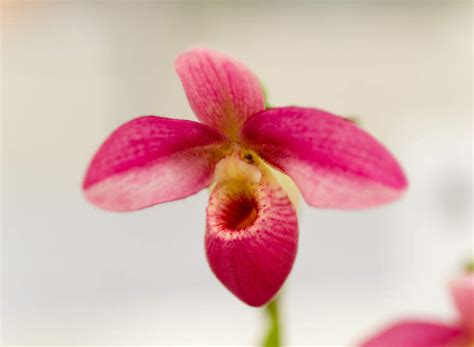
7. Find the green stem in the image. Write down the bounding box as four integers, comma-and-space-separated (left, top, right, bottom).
262, 297, 282, 347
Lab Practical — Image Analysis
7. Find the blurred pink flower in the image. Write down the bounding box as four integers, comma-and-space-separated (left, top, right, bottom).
360, 273, 474, 347
83, 48, 407, 306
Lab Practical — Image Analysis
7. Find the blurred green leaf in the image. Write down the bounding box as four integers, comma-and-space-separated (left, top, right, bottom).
260, 81, 271, 109
464, 259, 474, 273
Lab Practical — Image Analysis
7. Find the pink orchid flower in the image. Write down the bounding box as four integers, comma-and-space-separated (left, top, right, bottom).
360, 272, 474, 347
83, 48, 407, 307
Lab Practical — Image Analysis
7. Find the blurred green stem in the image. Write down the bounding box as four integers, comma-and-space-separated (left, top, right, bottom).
262, 297, 282, 347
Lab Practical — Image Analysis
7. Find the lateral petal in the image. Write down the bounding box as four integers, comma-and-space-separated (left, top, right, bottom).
176, 48, 265, 138
241, 107, 408, 209
83, 116, 229, 211
205, 172, 298, 307
359, 321, 465, 347
451, 273, 474, 337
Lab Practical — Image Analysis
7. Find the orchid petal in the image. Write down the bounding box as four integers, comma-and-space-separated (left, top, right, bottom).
360, 321, 465, 347
451, 273, 474, 337
205, 173, 298, 307
83, 116, 229, 211
175, 48, 265, 138
241, 107, 408, 209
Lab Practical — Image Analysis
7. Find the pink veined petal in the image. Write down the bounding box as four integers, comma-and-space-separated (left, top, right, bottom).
205, 175, 298, 307
83, 116, 230, 211
359, 321, 465, 347
175, 48, 265, 138
240, 107, 408, 209
451, 273, 474, 337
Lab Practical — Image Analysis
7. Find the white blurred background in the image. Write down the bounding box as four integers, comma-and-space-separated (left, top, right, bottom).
1, 1, 472, 346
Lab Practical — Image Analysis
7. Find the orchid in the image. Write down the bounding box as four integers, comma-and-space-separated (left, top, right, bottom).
83, 48, 407, 307
359, 271, 474, 347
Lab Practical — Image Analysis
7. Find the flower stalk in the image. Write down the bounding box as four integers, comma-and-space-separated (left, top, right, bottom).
263, 297, 282, 347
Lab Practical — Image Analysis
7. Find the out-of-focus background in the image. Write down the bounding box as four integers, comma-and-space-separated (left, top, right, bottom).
1, 1, 472, 346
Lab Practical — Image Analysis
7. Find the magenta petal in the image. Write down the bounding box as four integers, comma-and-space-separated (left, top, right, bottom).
451, 273, 474, 337
241, 107, 408, 209
360, 321, 464, 347
175, 48, 265, 137
83, 116, 229, 211
205, 176, 298, 307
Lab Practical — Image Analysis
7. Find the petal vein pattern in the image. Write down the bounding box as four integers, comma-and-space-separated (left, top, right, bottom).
83, 116, 230, 211
176, 48, 265, 137
205, 174, 298, 306
241, 107, 408, 209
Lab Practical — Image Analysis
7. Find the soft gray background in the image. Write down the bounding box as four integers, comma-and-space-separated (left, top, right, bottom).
1, 1, 472, 346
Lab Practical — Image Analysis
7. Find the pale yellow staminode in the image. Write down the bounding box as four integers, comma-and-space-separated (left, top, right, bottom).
266, 164, 300, 210
213, 152, 262, 184
211, 148, 300, 211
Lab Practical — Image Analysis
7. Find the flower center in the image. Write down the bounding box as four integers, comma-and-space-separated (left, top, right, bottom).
214, 150, 262, 184
221, 192, 258, 230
